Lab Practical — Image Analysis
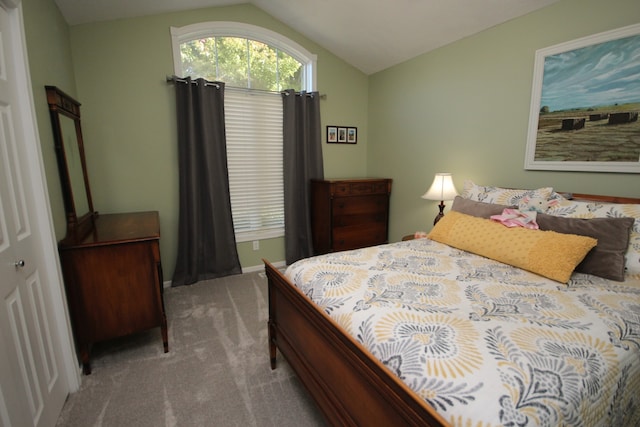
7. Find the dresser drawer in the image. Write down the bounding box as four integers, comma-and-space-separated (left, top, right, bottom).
332, 223, 388, 251
332, 212, 387, 227
333, 180, 389, 196
333, 195, 388, 215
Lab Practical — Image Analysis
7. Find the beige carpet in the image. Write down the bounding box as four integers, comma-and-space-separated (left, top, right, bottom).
55, 271, 326, 426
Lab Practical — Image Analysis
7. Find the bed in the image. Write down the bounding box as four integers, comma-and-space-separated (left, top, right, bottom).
264, 184, 640, 426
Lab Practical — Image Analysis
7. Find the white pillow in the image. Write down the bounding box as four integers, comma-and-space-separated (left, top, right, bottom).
461, 180, 554, 206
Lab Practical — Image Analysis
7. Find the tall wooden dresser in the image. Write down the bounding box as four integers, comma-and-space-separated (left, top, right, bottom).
311, 178, 392, 254
58, 211, 168, 374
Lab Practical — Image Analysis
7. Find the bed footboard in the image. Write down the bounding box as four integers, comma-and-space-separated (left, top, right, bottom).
263, 259, 448, 427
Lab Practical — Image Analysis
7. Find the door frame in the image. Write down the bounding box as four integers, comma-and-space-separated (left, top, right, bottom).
2, 0, 80, 392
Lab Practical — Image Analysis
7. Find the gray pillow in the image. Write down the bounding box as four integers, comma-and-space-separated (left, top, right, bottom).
450, 196, 513, 218
536, 213, 635, 281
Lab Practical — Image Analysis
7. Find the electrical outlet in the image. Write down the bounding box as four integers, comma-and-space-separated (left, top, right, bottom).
253, 240, 259, 251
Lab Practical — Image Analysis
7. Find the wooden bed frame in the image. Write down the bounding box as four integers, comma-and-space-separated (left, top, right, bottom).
264, 192, 640, 427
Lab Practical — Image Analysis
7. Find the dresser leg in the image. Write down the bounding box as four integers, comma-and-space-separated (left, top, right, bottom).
161, 317, 169, 353
80, 344, 92, 375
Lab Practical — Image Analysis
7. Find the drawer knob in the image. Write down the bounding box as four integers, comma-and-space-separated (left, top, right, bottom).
14, 260, 25, 268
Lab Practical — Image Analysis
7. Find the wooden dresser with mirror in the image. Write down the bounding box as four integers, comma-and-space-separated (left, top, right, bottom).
46, 86, 168, 374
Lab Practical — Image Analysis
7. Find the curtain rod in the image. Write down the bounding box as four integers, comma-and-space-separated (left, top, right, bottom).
282, 91, 327, 100
166, 75, 326, 99
166, 75, 220, 88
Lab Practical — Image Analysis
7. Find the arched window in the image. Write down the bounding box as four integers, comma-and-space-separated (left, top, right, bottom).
171, 22, 317, 242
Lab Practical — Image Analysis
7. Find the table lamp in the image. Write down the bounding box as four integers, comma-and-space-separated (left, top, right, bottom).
421, 173, 458, 225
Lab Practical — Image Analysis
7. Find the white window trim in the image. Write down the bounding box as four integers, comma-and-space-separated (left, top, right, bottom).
170, 21, 317, 91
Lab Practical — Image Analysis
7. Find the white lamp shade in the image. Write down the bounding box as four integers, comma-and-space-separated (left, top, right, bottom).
421, 173, 458, 201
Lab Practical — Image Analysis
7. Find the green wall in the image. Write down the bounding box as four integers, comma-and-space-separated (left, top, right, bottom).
368, 0, 640, 241
23, 0, 640, 279
23, 0, 77, 241
24, 3, 368, 279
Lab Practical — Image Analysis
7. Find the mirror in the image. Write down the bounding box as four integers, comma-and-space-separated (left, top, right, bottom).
46, 86, 95, 234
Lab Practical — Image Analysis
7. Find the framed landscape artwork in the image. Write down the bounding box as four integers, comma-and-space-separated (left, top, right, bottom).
524, 23, 640, 173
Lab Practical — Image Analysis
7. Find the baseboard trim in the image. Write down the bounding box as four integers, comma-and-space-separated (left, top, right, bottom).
162, 260, 287, 288
242, 260, 286, 274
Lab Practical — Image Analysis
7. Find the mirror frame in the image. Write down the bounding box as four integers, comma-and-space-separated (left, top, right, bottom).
45, 86, 95, 234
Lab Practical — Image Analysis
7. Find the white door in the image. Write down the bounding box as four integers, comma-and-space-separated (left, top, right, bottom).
0, 2, 75, 426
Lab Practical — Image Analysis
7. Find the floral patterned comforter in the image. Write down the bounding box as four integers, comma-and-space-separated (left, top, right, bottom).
285, 239, 640, 426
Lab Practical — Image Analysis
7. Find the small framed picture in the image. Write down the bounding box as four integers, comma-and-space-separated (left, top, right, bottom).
347, 127, 357, 144
337, 127, 347, 143
326, 126, 338, 143
327, 125, 357, 144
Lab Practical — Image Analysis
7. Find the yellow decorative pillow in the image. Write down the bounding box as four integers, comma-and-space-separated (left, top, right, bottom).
428, 211, 597, 283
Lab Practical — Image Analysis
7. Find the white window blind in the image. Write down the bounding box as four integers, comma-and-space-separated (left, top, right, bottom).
225, 88, 284, 242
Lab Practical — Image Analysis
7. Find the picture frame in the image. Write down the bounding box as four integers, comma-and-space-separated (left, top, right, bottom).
327, 125, 357, 144
524, 23, 640, 173
347, 127, 357, 144
337, 127, 347, 143
327, 126, 338, 143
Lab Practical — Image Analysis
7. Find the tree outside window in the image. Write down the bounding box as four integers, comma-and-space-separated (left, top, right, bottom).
180, 37, 303, 91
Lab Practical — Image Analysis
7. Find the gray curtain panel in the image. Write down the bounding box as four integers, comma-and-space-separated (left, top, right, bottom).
282, 90, 324, 265
172, 77, 241, 286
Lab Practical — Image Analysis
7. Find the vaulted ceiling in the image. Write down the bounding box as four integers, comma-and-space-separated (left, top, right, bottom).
53, 0, 561, 74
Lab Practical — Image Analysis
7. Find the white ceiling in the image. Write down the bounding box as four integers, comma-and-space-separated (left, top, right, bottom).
53, 0, 561, 75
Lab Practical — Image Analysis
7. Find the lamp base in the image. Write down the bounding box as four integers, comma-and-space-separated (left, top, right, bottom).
433, 201, 446, 225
